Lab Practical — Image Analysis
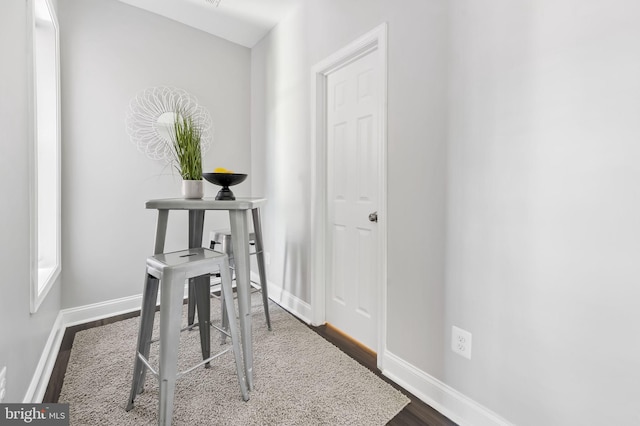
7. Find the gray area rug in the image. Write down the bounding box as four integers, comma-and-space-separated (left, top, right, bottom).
59, 292, 409, 425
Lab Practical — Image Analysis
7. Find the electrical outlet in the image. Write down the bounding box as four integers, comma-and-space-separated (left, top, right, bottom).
264, 252, 271, 266
0, 366, 6, 403
451, 326, 472, 359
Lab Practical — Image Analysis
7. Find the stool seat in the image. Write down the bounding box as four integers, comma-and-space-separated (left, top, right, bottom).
210, 229, 257, 252
149, 248, 228, 276
126, 248, 248, 426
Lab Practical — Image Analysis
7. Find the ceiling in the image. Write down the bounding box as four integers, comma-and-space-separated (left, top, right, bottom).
117, 0, 301, 48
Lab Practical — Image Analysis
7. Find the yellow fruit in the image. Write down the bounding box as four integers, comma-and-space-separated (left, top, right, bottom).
214, 167, 233, 173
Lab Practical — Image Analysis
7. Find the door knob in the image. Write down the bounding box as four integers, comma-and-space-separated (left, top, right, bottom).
368, 211, 378, 223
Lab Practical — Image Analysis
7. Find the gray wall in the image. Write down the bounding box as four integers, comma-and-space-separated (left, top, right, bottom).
445, 0, 640, 423
252, 0, 640, 424
4, 0, 639, 422
251, 0, 449, 381
0, 0, 63, 402
1, 0, 251, 399
57, 0, 252, 308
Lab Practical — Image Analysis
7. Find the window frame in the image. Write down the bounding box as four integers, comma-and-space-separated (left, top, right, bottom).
28, 0, 62, 313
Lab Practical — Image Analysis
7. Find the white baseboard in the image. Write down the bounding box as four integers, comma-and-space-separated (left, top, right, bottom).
23, 312, 65, 403
252, 271, 312, 324
32, 275, 507, 426
381, 350, 513, 426
263, 277, 511, 426
60, 294, 143, 329
24, 294, 144, 403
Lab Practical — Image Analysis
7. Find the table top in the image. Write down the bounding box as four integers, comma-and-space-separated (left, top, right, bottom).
146, 197, 266, 210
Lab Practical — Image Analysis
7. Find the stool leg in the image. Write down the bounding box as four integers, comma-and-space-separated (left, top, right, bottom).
126, 273, 159, 411
187, 210, 205, 327
187, 280, 196, 327
194, 274, 211, 367
136, 276, 160, 395
219, 259, 249, 401
220, 241, 234, 344
220, 281, 229, 345
158, 270, 186, 426
252, 208, 272, 330
220, 255, 235, 345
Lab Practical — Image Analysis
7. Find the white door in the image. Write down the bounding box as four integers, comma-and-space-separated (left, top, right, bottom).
326, 50, 379, 351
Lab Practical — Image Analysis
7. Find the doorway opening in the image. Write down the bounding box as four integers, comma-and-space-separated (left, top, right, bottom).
310, 23, 388, 366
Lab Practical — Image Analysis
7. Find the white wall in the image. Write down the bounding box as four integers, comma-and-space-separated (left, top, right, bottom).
253, 0, 640, 425
0, 0, 62, 402
251, 0, 449, 382
57, 0, 252, 308
446, 0, 640, 424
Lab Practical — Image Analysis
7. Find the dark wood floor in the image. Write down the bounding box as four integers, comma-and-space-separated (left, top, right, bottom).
44, 308, 457, 426
312, 324, 457, 426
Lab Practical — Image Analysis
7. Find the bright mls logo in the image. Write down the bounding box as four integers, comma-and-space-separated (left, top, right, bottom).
0, 404, 68, 425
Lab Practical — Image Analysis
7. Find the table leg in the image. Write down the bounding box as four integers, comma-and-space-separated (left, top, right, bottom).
188, 210, 210, 364
187, 210, 205, 326
154, 210, 169, 255
194, 275, 211, 367
229, 209, 253, 390
252, 208, 271, 330
188, 210, 205, 248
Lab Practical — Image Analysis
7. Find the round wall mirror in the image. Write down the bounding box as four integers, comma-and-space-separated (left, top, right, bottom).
156, 111, 180, 142
125, 87, 213, 162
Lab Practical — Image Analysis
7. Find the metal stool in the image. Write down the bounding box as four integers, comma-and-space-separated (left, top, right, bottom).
126, 248, 249, 426
209, 229, 272, 337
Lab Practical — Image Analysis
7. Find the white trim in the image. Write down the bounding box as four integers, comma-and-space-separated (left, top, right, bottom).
310, 64, 328, 327
27, 0, 38, 313
28, 0, 62, 314
381, 351, 515, 426
23, 312, 64, 403
25, 285, 513, 426
254, 272, 312, 324
310, 22, 388, 364
58, 294, 143, 328
24, 295, 144, 403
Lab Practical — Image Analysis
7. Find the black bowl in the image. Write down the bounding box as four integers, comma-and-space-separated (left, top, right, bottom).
202, 173, 247, 200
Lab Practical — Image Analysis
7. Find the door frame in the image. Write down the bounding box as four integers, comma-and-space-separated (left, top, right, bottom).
310, 23, 388, 362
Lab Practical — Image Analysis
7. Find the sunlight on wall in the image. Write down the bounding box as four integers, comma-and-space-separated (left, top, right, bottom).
260, 9, 311, 300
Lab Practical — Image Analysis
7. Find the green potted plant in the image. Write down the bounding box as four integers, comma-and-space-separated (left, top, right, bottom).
170, 108, 203, 199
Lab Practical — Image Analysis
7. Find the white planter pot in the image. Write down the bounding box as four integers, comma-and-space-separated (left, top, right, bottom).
182, 180, 204, 199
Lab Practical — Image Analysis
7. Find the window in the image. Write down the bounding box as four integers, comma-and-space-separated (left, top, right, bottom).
29, 0, 61, 313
